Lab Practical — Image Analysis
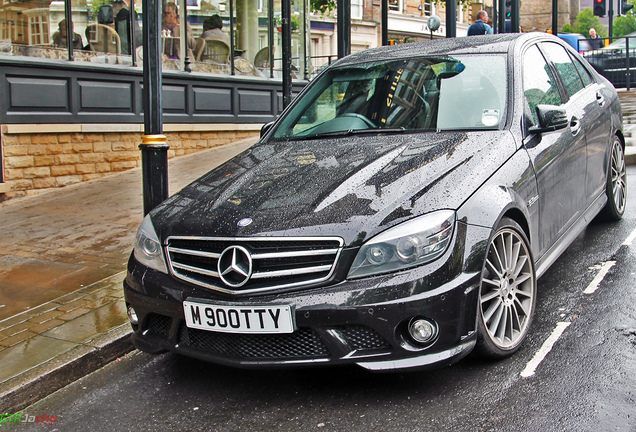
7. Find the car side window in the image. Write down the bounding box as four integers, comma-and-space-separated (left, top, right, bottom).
522, 45, 563, 126
568, 52, 593, 87
541, 42, 585, 98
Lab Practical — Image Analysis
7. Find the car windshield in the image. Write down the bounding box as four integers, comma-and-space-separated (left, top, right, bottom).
271, 54, 507, 139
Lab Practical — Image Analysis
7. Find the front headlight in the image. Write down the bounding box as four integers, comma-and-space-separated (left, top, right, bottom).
348, 210, 456, 279
133, 214, 168, 274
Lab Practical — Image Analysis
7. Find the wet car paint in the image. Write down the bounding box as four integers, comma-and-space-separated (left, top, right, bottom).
124, 33, 624, 371
151, 131, 516, 246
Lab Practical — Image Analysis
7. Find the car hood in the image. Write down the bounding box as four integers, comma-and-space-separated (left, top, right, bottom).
150, 131, 516, 246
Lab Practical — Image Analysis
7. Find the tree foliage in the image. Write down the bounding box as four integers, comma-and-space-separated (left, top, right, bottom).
310, 0, 336, 15
562, 7, 607, 37
90, 0, 112, 17
613, 3, 636, 38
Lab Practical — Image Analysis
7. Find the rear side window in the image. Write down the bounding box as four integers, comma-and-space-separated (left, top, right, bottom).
522, 45, 563, 125
541, 42, 585, 98
569, 52, 593, 87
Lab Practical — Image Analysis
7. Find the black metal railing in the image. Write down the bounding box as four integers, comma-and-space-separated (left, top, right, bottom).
579, 36, 636, 90
270, 54, 338, 80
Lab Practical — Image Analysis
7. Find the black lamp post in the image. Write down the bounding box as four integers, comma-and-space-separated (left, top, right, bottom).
282, 0, 292, 108
140, 0, 169, 215
382, 0, 388, 45
337, 0, 351, 57
65, 0, 74, 61
446, 0, 456, 37
183, 0, 191, 72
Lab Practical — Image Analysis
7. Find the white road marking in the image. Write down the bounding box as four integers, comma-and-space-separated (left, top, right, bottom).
520, 322, 571, 378
623, 226, 636, 246
583, 261, 616, 295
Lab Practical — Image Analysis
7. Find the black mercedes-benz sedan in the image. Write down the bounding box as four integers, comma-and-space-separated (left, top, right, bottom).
124, 33, 626, 371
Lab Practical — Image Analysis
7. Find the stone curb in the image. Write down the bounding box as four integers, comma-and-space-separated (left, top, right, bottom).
626, 146, 636, 165
0, 324, 133, 413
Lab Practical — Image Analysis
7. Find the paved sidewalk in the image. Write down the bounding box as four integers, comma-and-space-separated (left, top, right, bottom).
1, 90, 636, 414
0, 137, 257, 413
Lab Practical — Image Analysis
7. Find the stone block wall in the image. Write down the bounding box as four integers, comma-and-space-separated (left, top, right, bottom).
0, 126, 259, 200
520, 0, 572, 32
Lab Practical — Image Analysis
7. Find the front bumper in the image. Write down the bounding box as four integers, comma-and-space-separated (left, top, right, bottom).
123, 221, 490, 371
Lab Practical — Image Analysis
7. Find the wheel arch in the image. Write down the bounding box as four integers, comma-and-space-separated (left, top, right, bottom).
615, 129, 625, 149
501, 207, 531, 244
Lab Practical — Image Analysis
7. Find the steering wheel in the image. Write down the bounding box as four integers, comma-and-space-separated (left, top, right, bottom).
338, 113, 376, 129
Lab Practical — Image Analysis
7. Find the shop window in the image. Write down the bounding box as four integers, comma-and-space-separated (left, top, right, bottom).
1, 19, 15, 40
423, 0, 433, 15
389, 0, 401, 12
456, 2, 463, 23
28, 15, 49, 45
0, 0, 308, 81
351, 0, 363, 20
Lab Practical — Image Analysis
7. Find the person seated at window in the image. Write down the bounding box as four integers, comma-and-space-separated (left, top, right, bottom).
162, 2, 195, 59
52, 19, 83, 50
200, 15, 230, 45
113, 0, 142, 55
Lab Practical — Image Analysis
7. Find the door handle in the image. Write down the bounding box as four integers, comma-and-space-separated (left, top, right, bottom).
570, 116, 581, 135
596, 91, 605, 106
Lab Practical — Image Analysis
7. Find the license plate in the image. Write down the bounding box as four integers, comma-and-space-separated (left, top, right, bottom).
183, 301, 295, 334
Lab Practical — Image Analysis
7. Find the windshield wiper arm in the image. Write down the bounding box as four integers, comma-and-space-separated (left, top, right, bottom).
291, 127, 406, 140
348, 127, 406, 135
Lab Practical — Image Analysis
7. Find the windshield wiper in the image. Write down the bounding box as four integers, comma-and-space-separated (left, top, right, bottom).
293, 127, 406, 140
349, 127, 406, 135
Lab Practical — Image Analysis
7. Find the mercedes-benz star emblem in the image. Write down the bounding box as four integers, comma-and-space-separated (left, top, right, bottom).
238, 218, 253, 227
217, 246, 253, 287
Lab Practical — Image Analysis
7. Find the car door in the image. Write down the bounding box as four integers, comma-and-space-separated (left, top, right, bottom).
521, 43, 588, 257
540, 42, 611, 209
571, 51, 613, 203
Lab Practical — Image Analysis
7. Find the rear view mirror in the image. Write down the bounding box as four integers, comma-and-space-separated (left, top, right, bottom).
260, 121, 274, 138
432, 60, 466, 80
528, 104, 568, 134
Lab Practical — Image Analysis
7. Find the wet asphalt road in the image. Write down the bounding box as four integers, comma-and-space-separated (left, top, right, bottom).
17, 167, 636, 432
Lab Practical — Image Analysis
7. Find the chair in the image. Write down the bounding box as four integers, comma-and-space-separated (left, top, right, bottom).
253, 46, 270, 69
193, 38, 205, 60
196, 39, 230, 63
86, 23, 121, 55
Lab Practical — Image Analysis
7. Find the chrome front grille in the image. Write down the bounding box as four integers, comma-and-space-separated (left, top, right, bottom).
166, 236, 344, 294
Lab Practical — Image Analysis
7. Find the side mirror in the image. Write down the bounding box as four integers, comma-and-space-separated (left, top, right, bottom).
260, 121, 274, 138
528, 104, 568, 134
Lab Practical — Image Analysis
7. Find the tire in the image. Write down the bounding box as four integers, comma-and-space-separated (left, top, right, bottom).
599, 136, 627, 221
474, 217, 537, 359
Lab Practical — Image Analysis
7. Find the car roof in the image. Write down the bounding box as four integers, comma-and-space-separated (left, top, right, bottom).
333, 33, 551, 67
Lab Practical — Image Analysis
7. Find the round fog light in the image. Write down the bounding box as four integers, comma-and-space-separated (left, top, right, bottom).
127, 306, 139, 325
408, 318, 437, 343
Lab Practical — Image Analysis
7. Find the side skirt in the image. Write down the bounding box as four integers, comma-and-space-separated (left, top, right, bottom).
534, 192, 607, 279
